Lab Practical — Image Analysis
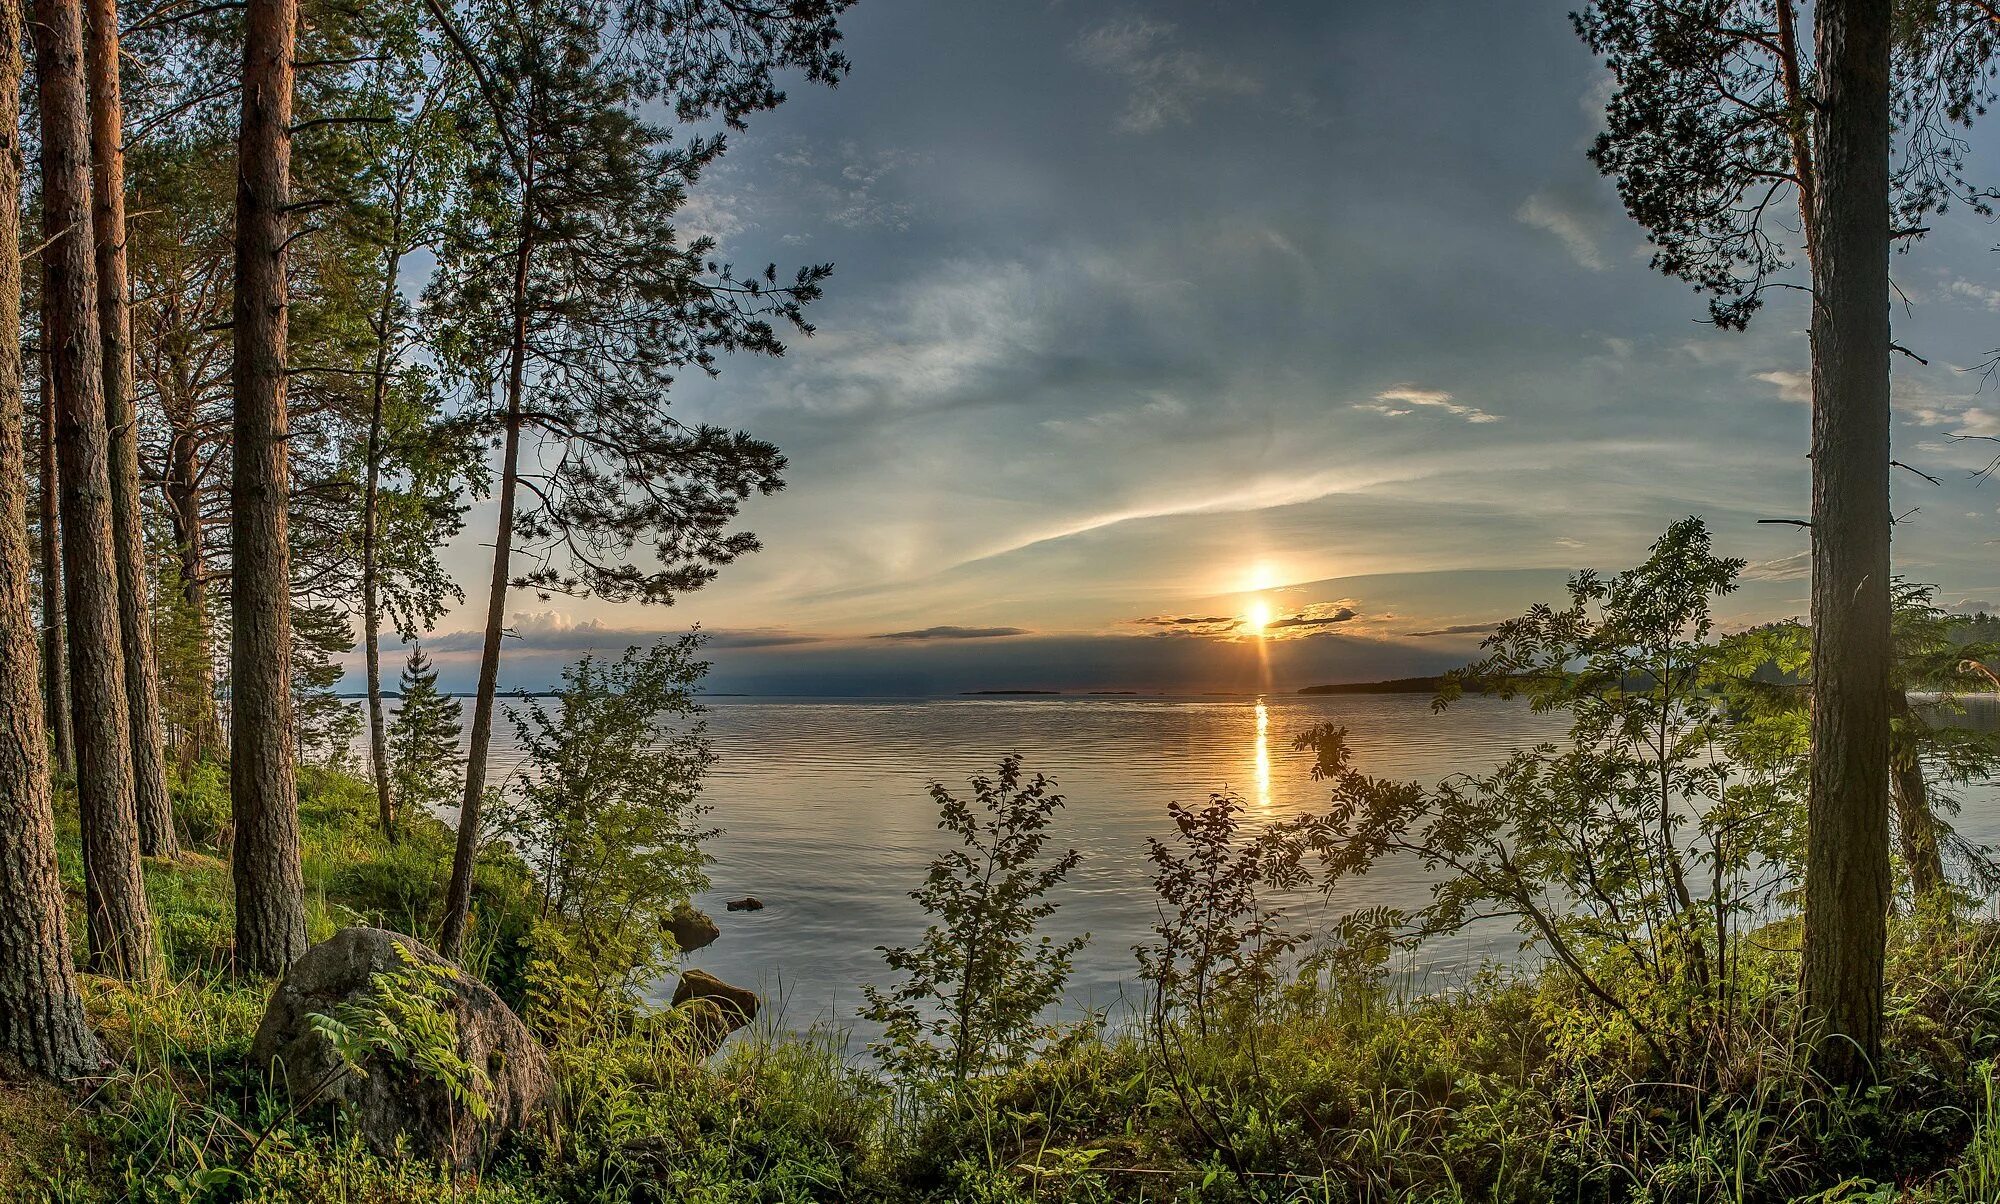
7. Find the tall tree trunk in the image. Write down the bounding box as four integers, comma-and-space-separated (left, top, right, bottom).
1800, 0, 1894, 1085
36, 0, 157, 982
439, 201, 533, 959
0, 0, 100, 1081
1889, 692, 1946, 908
36, 315, 70, 778
162, 388, 219, 762
362, 182, 409, 844
86, 0, 174, 858
230, 0, 306, 976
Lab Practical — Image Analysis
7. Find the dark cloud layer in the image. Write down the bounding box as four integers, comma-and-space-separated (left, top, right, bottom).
873, 626, 1030, 640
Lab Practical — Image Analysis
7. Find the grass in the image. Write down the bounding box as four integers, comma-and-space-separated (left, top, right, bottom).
10, 764, 2000, 1200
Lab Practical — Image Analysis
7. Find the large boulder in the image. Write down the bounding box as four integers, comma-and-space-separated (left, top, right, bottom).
251, 927, 552, 1168
671, 968, 759, 1057
664, 903, 720, 953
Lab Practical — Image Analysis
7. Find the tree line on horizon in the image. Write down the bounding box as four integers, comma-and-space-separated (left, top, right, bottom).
0, 0, 851, 1083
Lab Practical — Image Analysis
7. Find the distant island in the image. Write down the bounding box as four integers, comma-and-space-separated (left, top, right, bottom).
961, 689, 1062, 695
1299, 676, 1451, 695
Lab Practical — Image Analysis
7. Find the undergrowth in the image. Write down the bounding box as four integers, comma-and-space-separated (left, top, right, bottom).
10, 764, 2000, 1201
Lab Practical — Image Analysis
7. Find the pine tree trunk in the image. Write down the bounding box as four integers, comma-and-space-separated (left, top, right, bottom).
36, 0, 158, 982
36, 320, 71, 779
85, 0, 174, 858
1800, 0, 1894, 1085
362, 186, 407, 844
0, 0, 101, 1080
439, 206, 533, 959
230, 0, 306, 977
1889, 692, 1945, 907
162, 397, 219, 762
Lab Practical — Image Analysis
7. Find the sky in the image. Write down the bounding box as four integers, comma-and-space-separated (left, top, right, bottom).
357, 0, 2000, 697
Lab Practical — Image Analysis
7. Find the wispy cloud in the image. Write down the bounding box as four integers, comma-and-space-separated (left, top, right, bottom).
419, 611, 820, 654
1742, 551, 1811, 582
1516, 192, 1606, 271
1952, 279, 2000, 312
1754, 369, 1810, 402
1071, 14, 1258, 134
1403, 622, 1502, 638
1359, 385, 1502, 424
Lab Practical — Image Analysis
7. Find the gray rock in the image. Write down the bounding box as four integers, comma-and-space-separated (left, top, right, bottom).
671, 968, 759, 1056
251, 927, 551, 1168
664, 903, 720, 952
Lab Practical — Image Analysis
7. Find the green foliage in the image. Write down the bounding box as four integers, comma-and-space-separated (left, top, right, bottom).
307, 941, 494, 1123
292, 602, 363, 770
1139, 793, 1309, 1036
388, 644, 464, 824
863, 754, 1088, 1088
1299, 518, 1792, 1076
492, 638, 715, 996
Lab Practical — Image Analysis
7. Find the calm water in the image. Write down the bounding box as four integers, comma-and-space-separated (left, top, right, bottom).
477, 693, 1575, 1037
457, 692, 2000, 1047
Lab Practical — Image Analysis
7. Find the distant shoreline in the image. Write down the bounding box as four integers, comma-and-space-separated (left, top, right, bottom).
1297, 676, 1452, 695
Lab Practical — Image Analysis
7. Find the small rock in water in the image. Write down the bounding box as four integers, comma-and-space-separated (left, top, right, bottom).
671, 968, 760, 1056
725, 896, 764, 912
664, 903, 720, 951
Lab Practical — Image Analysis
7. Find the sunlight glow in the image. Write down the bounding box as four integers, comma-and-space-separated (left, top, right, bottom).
1253, 701, 1272, 812
1245, 599, 1273, 636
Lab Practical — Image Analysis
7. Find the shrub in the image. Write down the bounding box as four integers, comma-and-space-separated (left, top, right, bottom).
862, 754, 1088, 1089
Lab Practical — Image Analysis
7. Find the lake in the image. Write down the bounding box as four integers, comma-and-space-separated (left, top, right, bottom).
459, 691, 2000, 1051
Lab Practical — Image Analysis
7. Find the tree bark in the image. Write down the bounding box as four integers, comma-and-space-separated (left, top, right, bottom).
439, 198, 533, 959
161, 380, 219, 763
0, 0, 101, 1081
230, 0, 306, 976
1889, 692, 1946, 907
86, 0, 174, 858
36, 0, 158, 982
36, 310, 70, 779
1800, 0, 1894, 1085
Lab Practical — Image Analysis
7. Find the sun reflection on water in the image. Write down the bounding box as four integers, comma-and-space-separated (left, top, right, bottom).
1253, 700, 1272, 811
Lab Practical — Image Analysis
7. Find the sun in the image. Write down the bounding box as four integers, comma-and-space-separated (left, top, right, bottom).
1245, 599, 1273, 636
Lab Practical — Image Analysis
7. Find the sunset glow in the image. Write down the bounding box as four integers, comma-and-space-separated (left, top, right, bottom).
1245, 599, 1273, 636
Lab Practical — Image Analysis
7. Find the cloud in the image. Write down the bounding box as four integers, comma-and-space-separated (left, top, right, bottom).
1403, 622, 1502, 638
1754, 369, 1810, 402
1132, 614, 1241, 636
873, 625, 1030, 641
769, 258, 1049, 415
1071, 14, 1258, 134
1952, 279, 2000, 312
1908, 405, 2000, 436
419, 610, 820, 653
1359, 385, 1502, 424
1951, 598, 1996, 614
1515, 192, 1606, 271
1268, 603, 1359, 632
1742, 551, 1811, 582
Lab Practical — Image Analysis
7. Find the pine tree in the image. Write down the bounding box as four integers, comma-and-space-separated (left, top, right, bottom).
37, 0, 158, 980
0, 0, 101, 1079
387, 643, 461, 834
85, 0, 175, 858
1572, 0, 2000, 1082
425, 0, 849, 956
230, 0, 308, 976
